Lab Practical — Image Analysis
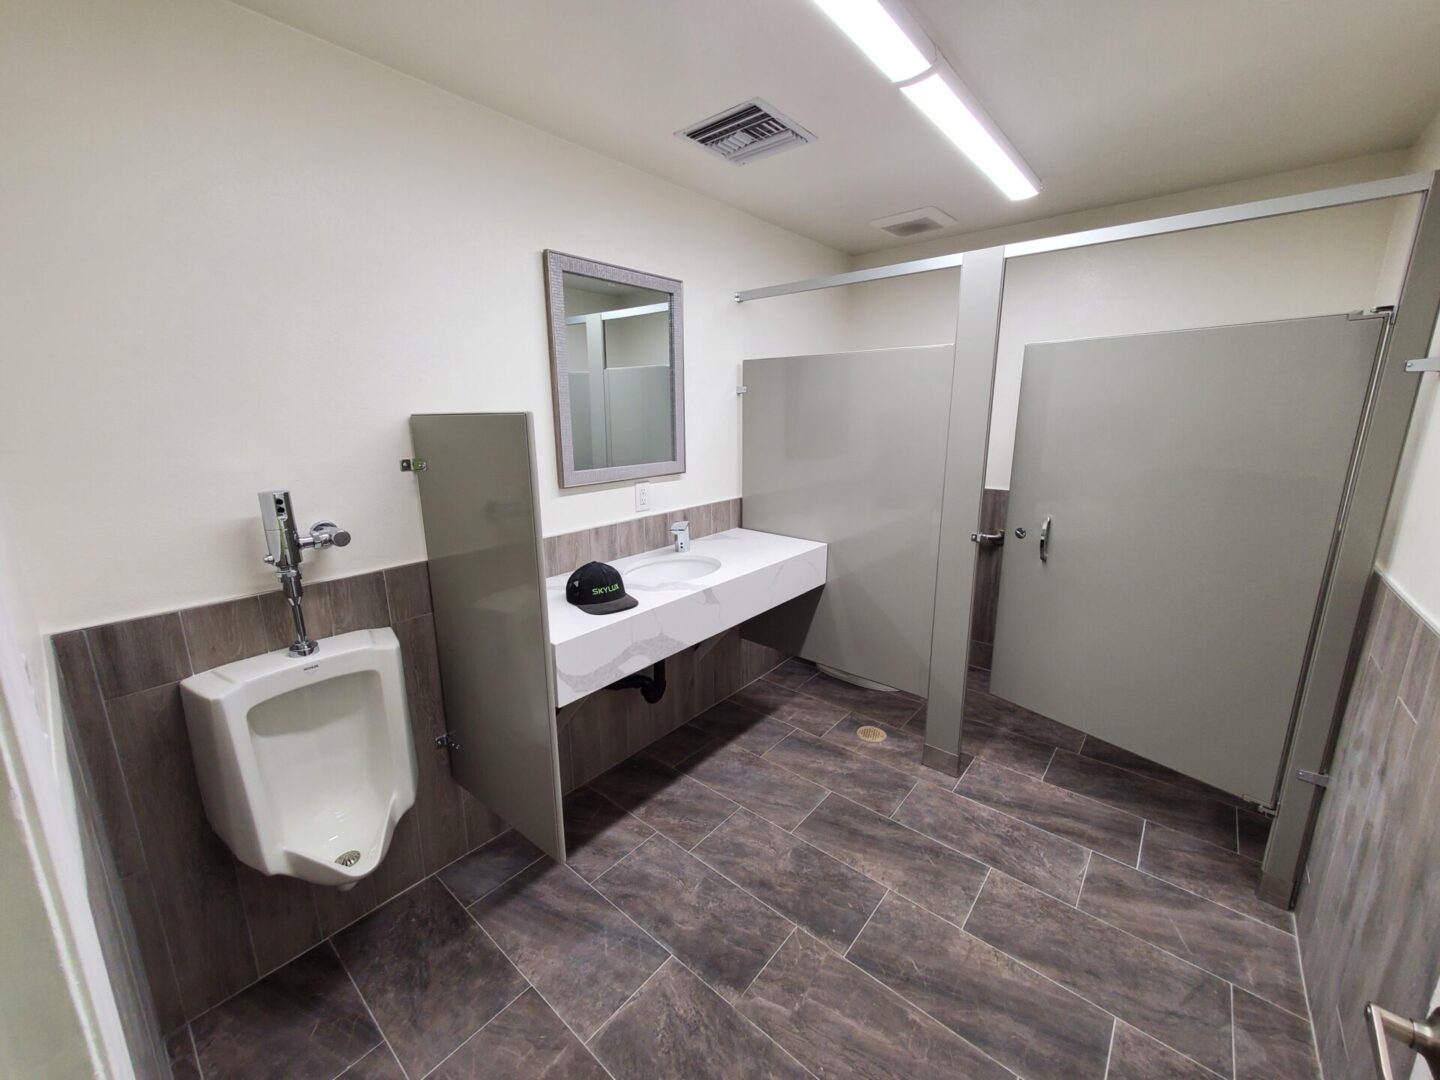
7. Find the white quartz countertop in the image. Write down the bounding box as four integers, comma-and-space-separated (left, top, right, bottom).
545, 527, 827, 707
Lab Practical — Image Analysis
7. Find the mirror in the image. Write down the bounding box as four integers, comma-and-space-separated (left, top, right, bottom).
544, 250, 685, 487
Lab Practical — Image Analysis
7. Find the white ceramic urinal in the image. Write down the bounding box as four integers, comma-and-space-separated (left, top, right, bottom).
180, 627, 418, 888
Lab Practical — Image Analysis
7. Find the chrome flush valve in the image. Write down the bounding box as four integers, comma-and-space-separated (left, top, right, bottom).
258, 491, 351, 658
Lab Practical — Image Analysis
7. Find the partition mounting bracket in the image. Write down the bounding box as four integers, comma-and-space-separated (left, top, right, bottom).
1405, 356, 1440, 373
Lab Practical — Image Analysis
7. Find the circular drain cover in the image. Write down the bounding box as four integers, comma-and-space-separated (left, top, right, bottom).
856, 725, 888, 743
335, 850, 361, 867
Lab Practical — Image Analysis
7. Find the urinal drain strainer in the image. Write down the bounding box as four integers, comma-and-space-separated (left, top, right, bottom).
856, 725, 887, 743
335, 850, 361, 868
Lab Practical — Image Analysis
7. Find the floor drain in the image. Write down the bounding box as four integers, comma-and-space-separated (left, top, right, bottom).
856, 725, 887, 743
335, 850, 361, 867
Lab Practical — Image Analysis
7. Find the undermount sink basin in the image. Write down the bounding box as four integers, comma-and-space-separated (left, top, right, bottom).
625, 553, 722, 587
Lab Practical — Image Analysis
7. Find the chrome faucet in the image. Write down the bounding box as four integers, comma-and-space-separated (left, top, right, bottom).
670, 520, 691, 553
258, 491, 350, 657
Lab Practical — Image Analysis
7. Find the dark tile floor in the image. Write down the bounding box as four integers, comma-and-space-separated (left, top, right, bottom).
166, 661, 1319, 1080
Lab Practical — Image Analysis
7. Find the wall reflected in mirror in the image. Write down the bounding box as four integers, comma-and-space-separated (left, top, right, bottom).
545, 251, 685, 487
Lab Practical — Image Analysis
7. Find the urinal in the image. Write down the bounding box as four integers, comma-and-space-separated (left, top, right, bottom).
180, 627, 418, 888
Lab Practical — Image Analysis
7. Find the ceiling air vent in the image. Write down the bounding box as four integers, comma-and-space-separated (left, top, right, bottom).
679, 99, 815, 166
870, 206, 958, 238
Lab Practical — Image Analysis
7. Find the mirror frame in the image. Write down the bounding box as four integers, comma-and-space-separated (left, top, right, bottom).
543, 249, 686, 488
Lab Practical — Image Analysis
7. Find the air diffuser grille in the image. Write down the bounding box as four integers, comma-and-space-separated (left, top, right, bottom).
679, 99, 815, 165
870, 206, 958, 238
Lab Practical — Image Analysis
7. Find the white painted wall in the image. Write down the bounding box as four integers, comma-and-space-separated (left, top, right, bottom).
1377, 108, 1440, 630
0, 0, 848, 636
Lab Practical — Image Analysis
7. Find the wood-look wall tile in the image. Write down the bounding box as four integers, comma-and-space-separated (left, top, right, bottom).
233, 863, 322, 977
86, 613, 190, 699
383, 562, 432, 623
562, 691, 631, 791
320, 572, 390, 635
120, 871, 185, 1035
258, 587, 333, 651
393, 615, 469, 873
53, 631, 145, 876
179, 597, 269, 673
107, 683, 257, 1017
462, 790, 505, 851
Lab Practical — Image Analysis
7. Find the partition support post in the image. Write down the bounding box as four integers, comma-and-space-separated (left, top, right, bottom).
923, 247, 1006, 772
1262, 172, 1440, 903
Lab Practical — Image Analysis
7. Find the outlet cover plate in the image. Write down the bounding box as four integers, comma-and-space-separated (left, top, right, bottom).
635, 482, 652, 512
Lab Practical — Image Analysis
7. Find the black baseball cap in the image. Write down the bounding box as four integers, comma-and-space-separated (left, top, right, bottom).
565, 561, 639, 615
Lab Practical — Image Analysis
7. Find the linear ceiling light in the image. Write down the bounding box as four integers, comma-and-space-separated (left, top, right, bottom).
810, 0, 931, 82
901, 71, 1040, 200
810, 0, 1041, 201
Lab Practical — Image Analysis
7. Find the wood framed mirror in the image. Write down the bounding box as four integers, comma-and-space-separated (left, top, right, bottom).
543, 250, 686, 488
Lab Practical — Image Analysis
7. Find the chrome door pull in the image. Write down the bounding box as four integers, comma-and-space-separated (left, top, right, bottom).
1038, 516, 1052, 563
1366, 1003, 1440, 1079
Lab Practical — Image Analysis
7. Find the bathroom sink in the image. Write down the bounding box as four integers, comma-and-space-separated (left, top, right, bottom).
625, 553, 721, 586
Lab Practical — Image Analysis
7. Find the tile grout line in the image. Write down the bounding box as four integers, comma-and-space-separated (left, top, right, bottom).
1288, 924, 1326, 1077
842, 890, 888, 959
184, 1024, 203, 1080
446, 875, 619, 1080
1102, 1016, 1116, 1080
959, 867, 991, 932
328, 939, 413, 1080
584, 958, 672, 1049
1231, 983, 1237, 1080
1076, 849, 1094, 908
577, 862, 816, 1079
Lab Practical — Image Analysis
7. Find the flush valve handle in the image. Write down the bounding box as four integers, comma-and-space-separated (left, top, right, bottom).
308, 521, 351, 549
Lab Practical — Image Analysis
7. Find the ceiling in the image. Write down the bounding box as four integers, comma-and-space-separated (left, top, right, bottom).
235, 0, 1440, 255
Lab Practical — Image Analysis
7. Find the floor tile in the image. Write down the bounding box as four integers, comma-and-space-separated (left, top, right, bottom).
190, 944, 380, 1080
594, 835, 793, 1002
473, 860, 667, 1040
1140, 824, 1293, 932
562, 787, 654, 882
591, 959, 808, 1080
762, 657, 817, 690
957, 757, 1145, 865
638, 723, 718, 768
1107, 1022, 1219, 1080
1045, 750, 1239, 851
963, 672, 1088, 751
334, 879, 526, 1077
166, 1030, 200, 1080
1080, 734, 1248, 808
729, 678, 850, 736
339, 1044, 407, 1079
1079, 855, 1306, 1016
765, 731, 918, 816
965, 872, 1234, 1076
959, 716, 1062, 778
1237, 809, 1272, 862
689, 700, 795, 754
849, 892, 1114, 1080
794, 793, 988, 926
1233, 988, 1321, 1080
822, 714, 959, 787
431, 988, 607, 1080
438, 829, 545, 906
589, 756, 738, 849
794, 671, 925, 727
693, 809, 885, 952
738, 930, 1012, 1080
893, 782, 1091, 904
676, 741, 827, 830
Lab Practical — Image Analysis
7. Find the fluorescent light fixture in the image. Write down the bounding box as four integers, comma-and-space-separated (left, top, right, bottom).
810, 0, 931, 82
901, 72, 1040, 200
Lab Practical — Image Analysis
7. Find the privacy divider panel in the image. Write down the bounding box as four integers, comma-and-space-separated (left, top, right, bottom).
409, 413, 565, 860
740, 345, 954, 697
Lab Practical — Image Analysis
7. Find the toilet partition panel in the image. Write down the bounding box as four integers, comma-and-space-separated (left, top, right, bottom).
740, 345, 955, 697
409, 412, 565, 860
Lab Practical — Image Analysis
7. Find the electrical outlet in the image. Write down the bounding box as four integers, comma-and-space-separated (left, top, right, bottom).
634, 482, 652, 512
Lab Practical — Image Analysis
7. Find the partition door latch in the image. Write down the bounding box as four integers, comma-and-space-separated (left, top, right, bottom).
1038, 516, 1052, 563
971, 532, 1005, 546
1366, 1003, 1440, 1079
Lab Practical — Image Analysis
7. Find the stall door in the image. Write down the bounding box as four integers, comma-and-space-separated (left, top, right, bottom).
990, 314, 1385, 802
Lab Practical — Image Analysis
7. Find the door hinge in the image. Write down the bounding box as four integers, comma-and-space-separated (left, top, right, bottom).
434, 732, 459, 751
736, 385, 748, 395
400, 458, 428, 473
1297, 768, 1330, 788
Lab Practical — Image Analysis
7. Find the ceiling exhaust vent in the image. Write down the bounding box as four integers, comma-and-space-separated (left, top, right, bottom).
870, 206, 958, 238
679, 99, 815, 166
